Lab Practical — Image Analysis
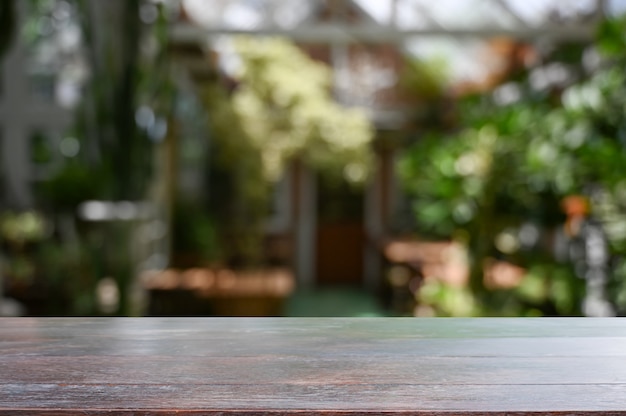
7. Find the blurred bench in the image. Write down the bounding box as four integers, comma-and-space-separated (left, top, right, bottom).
1, 317, 625, 414
141, 267, 294, 316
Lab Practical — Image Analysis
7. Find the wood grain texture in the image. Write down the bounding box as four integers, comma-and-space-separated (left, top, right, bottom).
1, 317, 626, 415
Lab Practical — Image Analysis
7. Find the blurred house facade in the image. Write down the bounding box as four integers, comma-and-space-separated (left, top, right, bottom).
168, 0, 603, 296
169, 0, 420, 294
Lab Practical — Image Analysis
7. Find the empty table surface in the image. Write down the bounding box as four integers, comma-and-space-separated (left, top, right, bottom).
1, 317, 626, 415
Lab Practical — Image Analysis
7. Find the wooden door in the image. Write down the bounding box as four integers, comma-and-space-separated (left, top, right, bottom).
315, 176, 364, 286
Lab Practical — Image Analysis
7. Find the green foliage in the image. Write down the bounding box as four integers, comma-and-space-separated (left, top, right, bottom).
37, 162, 110, 210
0, 211, 46, 246
200, 36, 374, 265
418, 262, 584, 317
513, 263, 585, 315
0, 209, 102, 314
400, 16, 626, 315
34, 239, 100, 315
204, 36, 374, 185
17, 0, 174, 315
400, 100, 561, 240
401, 56, 450, 101
417, 280, 479, 317
596, 16, 626, 57
171, 198, 219, 265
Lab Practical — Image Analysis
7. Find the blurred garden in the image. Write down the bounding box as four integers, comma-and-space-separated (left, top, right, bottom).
400, 27, 626, 317
1, 0, 626, 317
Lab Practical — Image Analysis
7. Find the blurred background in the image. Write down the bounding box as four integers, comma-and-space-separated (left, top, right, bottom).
2, 0, 626, 317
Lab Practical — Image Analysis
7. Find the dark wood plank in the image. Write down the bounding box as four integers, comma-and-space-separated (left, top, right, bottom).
1, 318, 626, 415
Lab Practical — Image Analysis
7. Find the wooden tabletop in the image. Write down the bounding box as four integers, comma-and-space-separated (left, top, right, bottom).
1, 318, 626, 415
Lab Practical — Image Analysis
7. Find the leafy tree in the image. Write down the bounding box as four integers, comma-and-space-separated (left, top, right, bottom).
399, 17, 626, 315
201, 37, 374, 265
20, 0, 173, 315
